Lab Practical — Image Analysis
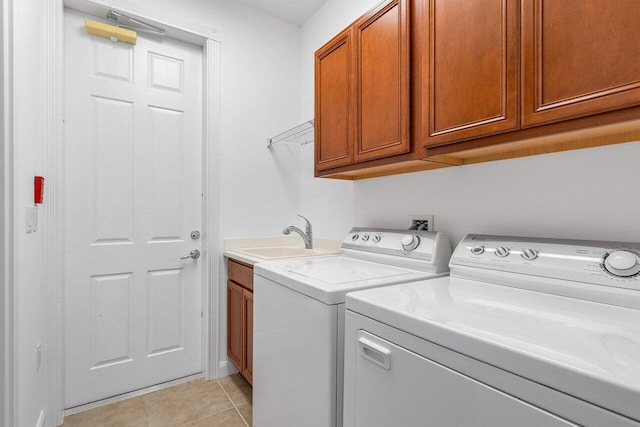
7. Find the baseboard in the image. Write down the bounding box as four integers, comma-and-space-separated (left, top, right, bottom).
216, 360, 238, 379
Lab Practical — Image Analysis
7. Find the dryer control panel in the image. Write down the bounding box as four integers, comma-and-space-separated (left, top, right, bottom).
451, 234, 640, 308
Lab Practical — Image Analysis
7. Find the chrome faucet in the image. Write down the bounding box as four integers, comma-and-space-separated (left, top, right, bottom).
283, 214, 313, 249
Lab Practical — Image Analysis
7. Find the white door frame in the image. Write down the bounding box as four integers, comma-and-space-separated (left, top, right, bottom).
3, 1, 222, 425
1, 0, 15, 425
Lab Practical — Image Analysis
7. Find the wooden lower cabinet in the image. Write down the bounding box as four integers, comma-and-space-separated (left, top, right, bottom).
243, 291, 253, 383
227, 259, 253, 385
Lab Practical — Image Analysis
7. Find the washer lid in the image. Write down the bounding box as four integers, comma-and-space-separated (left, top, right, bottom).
346, 277, 640, 422
254, 256, 442, 305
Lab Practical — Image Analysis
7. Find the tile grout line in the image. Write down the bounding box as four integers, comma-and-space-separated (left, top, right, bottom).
216, 379, 250, 427
145, 379, 236, 427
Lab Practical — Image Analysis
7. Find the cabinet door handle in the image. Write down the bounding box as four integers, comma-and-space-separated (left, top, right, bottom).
358, 336, 391, 370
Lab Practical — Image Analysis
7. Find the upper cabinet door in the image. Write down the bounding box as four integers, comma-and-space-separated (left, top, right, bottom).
424, 0, 519, 147
522, 0, 640, 127
315, 28, 354, 172
353, 0, 411, 162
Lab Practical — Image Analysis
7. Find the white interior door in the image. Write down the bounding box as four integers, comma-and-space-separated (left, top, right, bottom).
64, 9, 203, 408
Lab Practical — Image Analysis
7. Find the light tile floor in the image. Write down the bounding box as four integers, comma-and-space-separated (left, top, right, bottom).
63, 374, 252, 427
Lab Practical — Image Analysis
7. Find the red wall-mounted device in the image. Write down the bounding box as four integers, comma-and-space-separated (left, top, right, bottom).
34, 176, 45, 204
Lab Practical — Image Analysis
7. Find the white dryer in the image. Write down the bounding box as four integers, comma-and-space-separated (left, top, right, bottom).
253, 228, 451, 427
344, 234, 640, 427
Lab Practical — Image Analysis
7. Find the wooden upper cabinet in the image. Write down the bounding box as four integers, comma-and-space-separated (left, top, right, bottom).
424, 0, 519, 147
315, 28, 354, 172
354, 0, 411, 162
522, 0, 640, 127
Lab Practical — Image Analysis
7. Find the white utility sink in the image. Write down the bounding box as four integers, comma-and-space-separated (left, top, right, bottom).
240, 246, 332, 259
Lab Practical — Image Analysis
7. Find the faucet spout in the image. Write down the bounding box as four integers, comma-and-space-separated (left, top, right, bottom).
282, 215, 313, 249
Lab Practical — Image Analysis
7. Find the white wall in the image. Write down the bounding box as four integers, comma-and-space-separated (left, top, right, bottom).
354, 142, 640, 245
11, 0, 49, 425
300, 0, 640, 248
296, 0, 384, 240
138, 0, 305, 239
1, 0, 9, 423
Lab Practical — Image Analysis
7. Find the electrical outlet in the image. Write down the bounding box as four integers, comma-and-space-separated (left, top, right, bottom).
409, 214, 434, 231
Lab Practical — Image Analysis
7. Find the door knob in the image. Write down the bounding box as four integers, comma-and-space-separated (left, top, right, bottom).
181, 249, 200, 260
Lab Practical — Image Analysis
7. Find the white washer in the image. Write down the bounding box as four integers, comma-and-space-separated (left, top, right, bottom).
253, 228, 452, 427
344, 234, 640, 427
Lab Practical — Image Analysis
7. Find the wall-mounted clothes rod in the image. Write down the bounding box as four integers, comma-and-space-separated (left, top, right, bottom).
267, 120, 314, 148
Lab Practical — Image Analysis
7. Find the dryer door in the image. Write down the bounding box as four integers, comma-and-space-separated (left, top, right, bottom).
345, 329, 578, 427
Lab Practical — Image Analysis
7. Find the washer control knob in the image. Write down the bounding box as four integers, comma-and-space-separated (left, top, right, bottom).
494, 246, 510, 258
521, 249, 539, 261
401, 235, 421, 251
351, 234, 359, 241
604, 251, 640, 277
470, 245, 485, 255
372, 235, 382, 243
362, 234, 370, 242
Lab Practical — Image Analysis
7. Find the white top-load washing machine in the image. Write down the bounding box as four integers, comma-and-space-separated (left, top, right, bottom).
253, 227, 451, 427
344, 234, 640, 427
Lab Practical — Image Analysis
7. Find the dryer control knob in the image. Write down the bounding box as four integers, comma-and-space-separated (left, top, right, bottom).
372, 235, 382, 243
521, 249, 539, 261
494, 246, 510, 258
362, 234, 370, 242
604, 251, 640, 277
401, 235, 420, 251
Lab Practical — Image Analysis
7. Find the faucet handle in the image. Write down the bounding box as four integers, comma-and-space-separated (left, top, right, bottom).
297, 214, 312, 233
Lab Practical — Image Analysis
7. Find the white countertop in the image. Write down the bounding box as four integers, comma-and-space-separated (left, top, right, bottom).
223, 236, 342, 265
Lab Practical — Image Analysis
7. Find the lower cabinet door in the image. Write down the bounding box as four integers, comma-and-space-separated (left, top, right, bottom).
226, 280, 243, 370
242, 289, 253, 385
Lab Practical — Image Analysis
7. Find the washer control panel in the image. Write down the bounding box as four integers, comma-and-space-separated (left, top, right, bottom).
452, 234, 640, 292
342, 228, 452, 274
343, 228, 441, 261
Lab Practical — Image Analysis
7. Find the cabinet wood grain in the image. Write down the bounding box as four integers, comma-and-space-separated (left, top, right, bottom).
315, 0, 413, 175
522, 0, 640, 126
243, 291, 253, 383
315, 28, 354, 172
227, 259, 253, 385
354, 0, 411, 161
422, 0, 518, 146
227, 280, 243, 371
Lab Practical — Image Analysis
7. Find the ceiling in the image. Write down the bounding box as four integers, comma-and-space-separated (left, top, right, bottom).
238, 0, 327, 26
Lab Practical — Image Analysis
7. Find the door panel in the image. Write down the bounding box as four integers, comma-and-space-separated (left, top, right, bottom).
92, 96, 135, 242
243, 290, 254, 384
424, 0, 519, 146
315, 28, 354, 171
64, 10, 203, 408
522, 0, 640, 126
227, 280, 243, 370
90, 273, 133, 368
354, 0, 410, 162
147, 269, 184, 356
